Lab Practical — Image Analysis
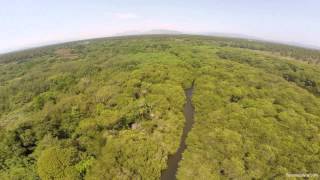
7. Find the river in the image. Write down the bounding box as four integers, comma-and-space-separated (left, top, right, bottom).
160, 83, 195, 180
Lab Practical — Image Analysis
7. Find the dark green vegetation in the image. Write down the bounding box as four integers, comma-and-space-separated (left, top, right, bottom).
0, 35, 319, 179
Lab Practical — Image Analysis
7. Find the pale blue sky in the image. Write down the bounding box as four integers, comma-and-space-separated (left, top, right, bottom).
1, 0, 319, 53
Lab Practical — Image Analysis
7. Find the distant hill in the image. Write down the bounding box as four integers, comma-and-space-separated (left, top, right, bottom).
200, 32, 259, 40
115, 29, 182, 36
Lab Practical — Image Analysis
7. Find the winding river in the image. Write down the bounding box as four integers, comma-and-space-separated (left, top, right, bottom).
160, 83, 195, 180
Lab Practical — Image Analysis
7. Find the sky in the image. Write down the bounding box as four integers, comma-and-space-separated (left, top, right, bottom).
1, 0, 320, 53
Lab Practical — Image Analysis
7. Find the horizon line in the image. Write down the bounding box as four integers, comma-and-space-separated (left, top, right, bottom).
1, 32, 320, 56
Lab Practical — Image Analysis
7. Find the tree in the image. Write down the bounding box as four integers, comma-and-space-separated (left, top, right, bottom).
37, 146, 80, 180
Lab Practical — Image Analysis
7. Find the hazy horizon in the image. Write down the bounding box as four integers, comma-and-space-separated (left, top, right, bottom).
1, 0, 320, 53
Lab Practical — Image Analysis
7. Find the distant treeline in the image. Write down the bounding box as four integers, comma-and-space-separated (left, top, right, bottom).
209, 36, 320, 64
1, 35, 320, 64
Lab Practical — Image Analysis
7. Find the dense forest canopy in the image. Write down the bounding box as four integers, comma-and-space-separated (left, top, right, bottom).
0, 35, 319, 179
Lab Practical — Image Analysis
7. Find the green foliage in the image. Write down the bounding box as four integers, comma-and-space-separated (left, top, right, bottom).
217, 48, 320, 95
0, 35, 319, 179
86, 132, 166, 180
177, 54, 320, 179
37, 146, 80, 180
